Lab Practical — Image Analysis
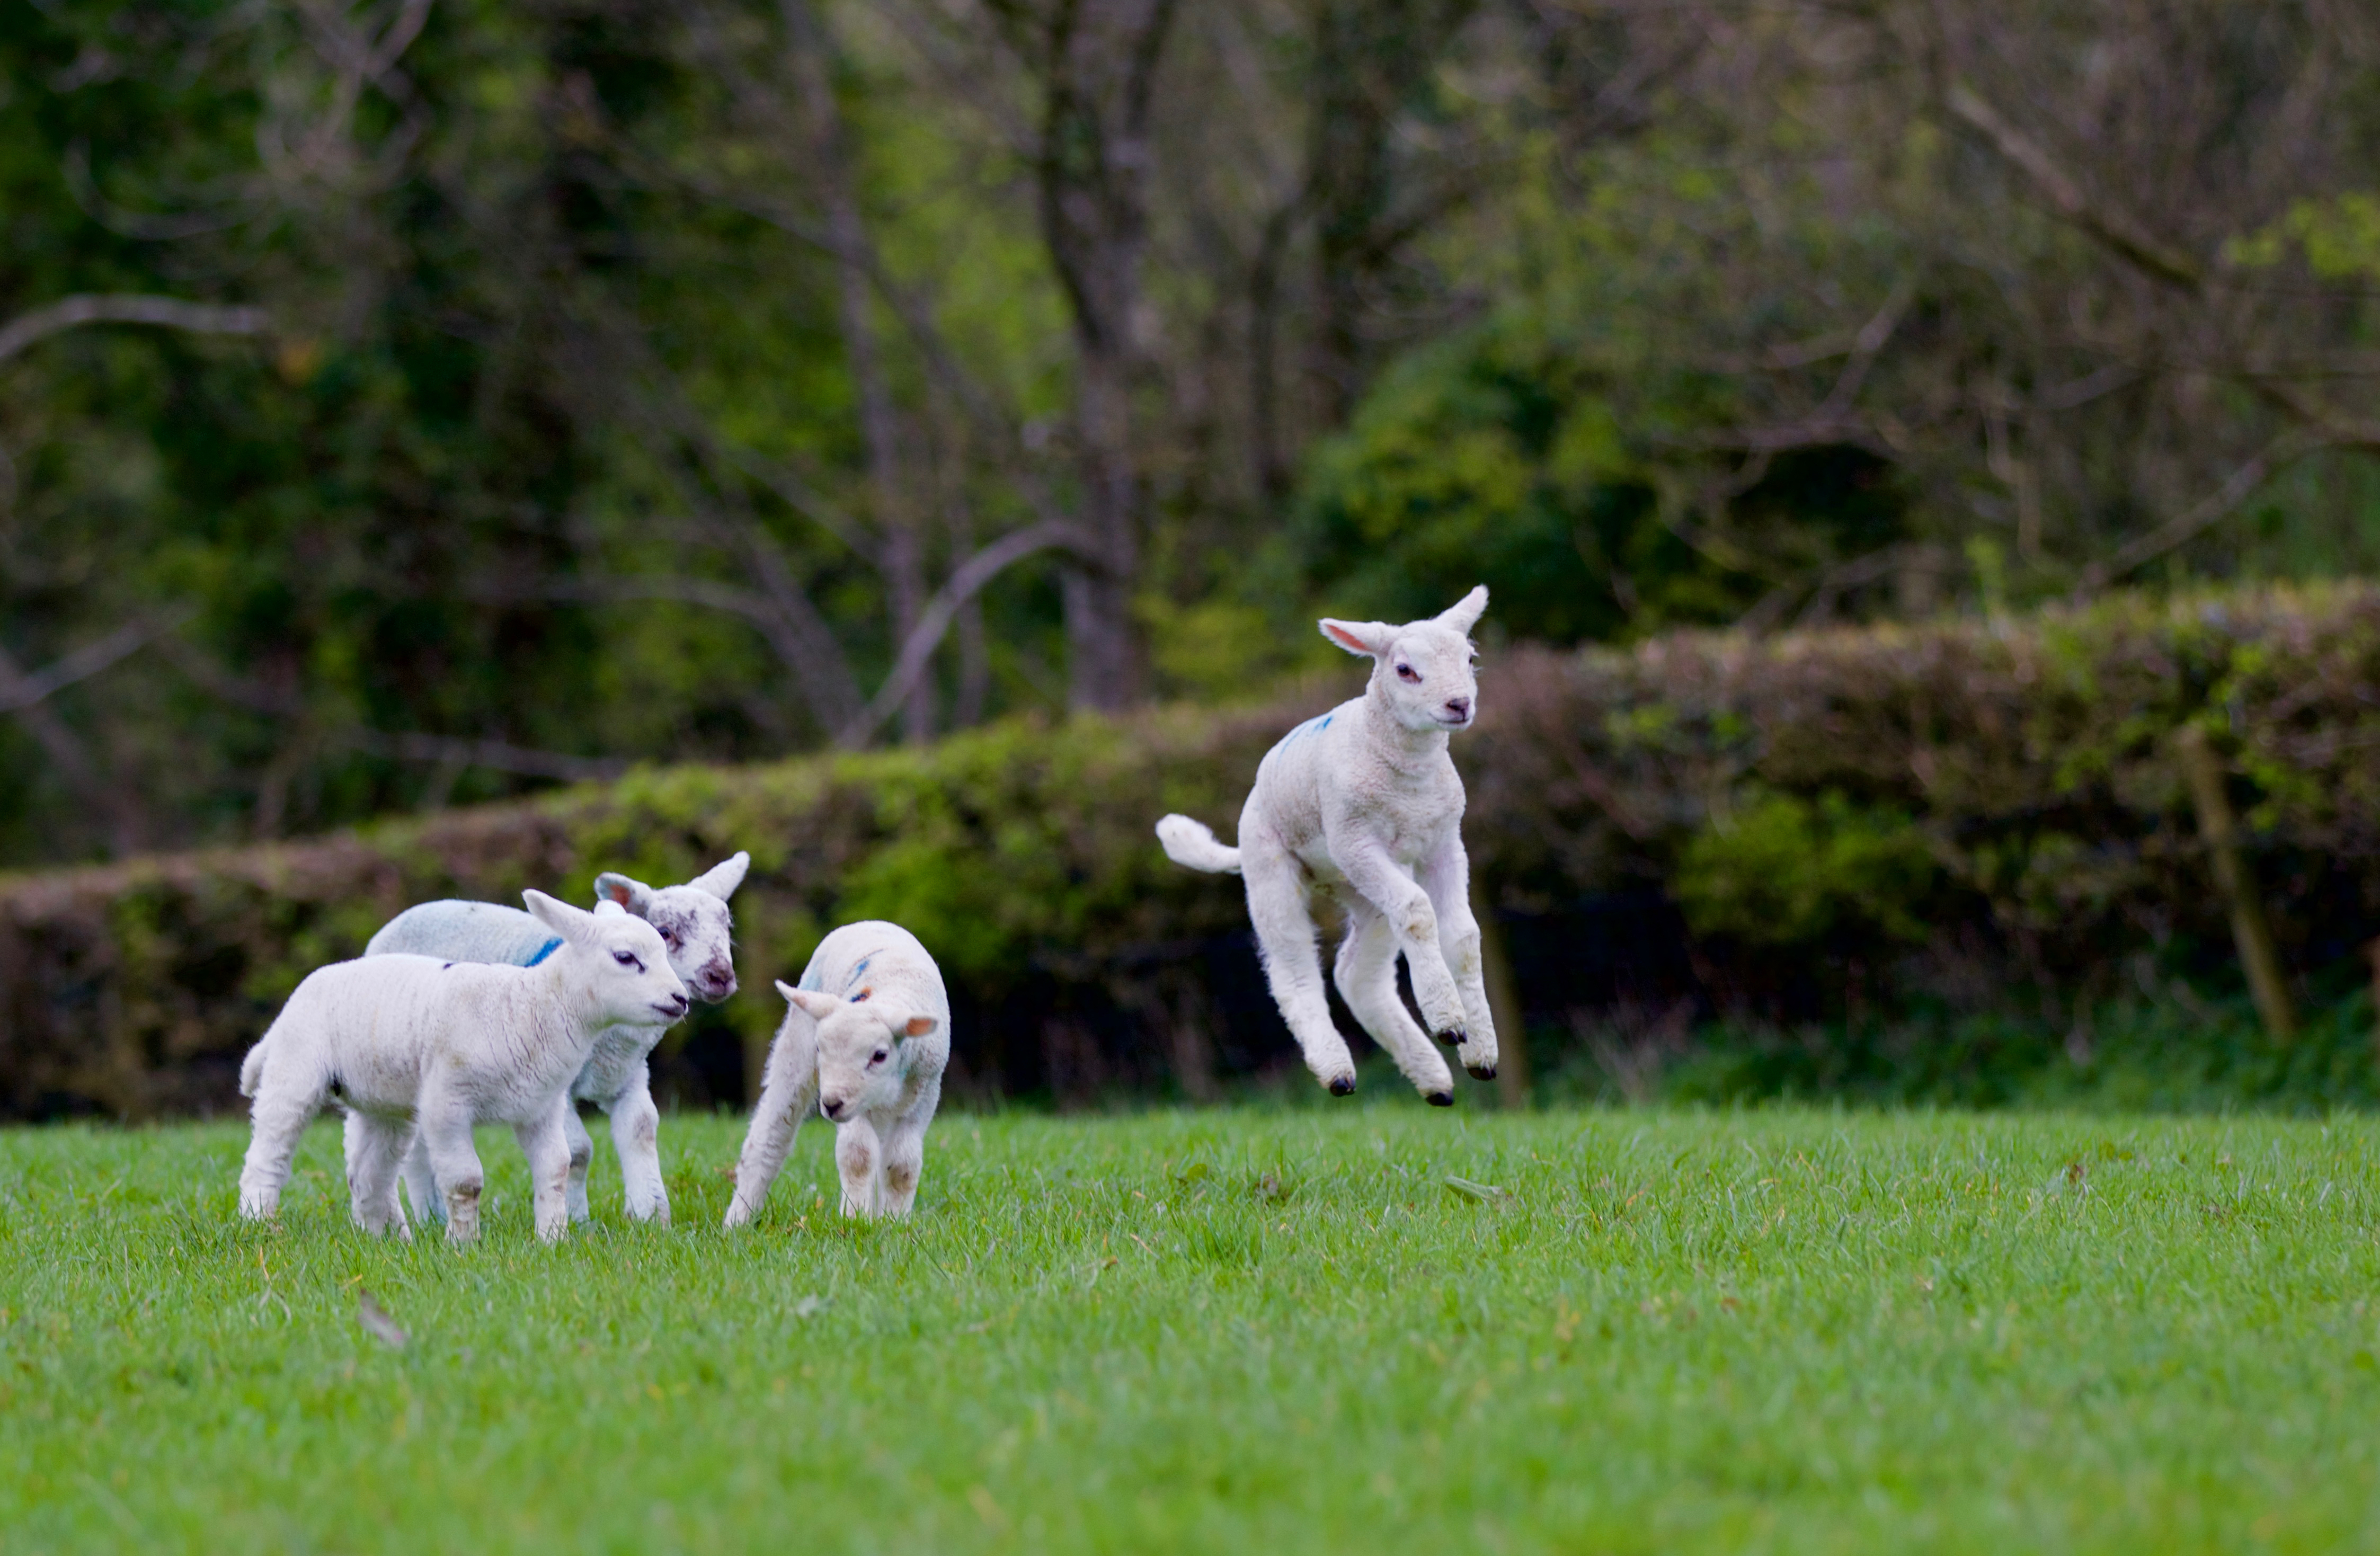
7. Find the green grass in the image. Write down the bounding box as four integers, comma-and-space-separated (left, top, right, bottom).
6, 1105, 2380, 1553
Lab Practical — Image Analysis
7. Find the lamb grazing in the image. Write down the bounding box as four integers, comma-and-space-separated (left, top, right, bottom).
1155, 585, 1498, 1103
364, 852, 750, 1226
237, 892, 688, 1244
723, 921, 949, 1226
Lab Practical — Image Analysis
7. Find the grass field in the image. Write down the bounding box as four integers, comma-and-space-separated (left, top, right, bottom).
5, 1104, 2380, 1554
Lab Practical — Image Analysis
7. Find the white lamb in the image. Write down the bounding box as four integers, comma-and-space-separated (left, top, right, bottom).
237, 892, 689, 1243
1156, 585, 1498, 1102
722, 921, 950, 1226
364, 852, 749, 1226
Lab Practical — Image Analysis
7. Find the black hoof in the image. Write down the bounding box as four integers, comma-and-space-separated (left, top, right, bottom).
1466, 1062, 1498, 1081
1425, 1090, 1455, 1107
1434, 1026, 1468, 1050
1328, 1075, 1357, 1096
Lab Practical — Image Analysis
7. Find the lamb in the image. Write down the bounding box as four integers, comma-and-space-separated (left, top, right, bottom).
237, 892, 689, 1244
364, 852, 749, 1226
722, 921, 949, 1226
1155, 585, 1498, 1102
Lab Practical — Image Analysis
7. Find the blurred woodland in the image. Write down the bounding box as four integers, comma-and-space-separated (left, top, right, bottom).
5, 0, 2380, 868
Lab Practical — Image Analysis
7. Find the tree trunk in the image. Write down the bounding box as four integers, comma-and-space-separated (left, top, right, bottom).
1007, 0, 1179, 712
782, 0, 934, 741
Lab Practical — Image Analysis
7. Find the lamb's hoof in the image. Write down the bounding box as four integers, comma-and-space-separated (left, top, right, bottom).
1466, 1061, 1498, 1081
1328, 1075, 1357, 1097
1434, 1026, 1467, 1049
1425, 1090, 1455, 1108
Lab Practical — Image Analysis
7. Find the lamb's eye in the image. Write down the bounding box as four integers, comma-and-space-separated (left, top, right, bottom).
870, 1047, 890, 1066
661, 930, 680, 948
1396, 664, 1421, 682
612, 950, 641, 970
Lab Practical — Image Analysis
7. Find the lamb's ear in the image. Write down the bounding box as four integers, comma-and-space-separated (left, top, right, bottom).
1319, 617, 1395, 657
901, 1013, 938, 1038
1434, 585, 1489, 635
777, 983, 841, 1022
523, 889, 601, 945
593, 872, 654, 915
686, 851, 750, 902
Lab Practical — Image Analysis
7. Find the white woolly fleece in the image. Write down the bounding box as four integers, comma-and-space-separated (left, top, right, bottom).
724, 920, 951, 1226
1156, 586, 1500, 1101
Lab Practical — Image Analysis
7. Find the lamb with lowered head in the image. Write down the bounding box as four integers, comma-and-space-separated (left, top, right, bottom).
1156, 585, 1497, 1102
723, 921, 949, 1225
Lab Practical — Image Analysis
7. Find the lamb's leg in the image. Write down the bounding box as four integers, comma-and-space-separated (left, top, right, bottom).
399, 1134, 446, 1228
1419, 834, 1499, 1079
1241, 841, 1360, 1095
514, 1097, 574, 1244
834, 1117, 885, 1219
1334, 905, 1456, 1103
878, 1081, 941, 1218
725, 1014, 821, 1229
607, 1064, 669, 1225
561, 1102, 596, 1224
344, 1112, 415, 1238
239, 1072, 321, 1221
420, 1101, 485, 1246
1333, 834, 1470, 1053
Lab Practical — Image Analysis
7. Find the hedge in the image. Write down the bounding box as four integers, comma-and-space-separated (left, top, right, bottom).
5, 582, 2378, 1119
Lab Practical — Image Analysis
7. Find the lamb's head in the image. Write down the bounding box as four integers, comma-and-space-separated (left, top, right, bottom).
525, 891, 690, 1027
1320, 585, 1488, 734
775, 979, 939, 1123
592, 851, 749, 1004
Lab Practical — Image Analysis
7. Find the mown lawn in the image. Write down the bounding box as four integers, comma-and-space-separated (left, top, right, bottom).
4, 1105, 2378, 1554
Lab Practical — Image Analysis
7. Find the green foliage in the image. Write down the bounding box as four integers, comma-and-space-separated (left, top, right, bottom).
1287, 313, 1917, 645
11, 1108, 2380, 1551
1287, 319, 1766, 642
1674, 791, 1938, 946
7, 580, 2380, 1117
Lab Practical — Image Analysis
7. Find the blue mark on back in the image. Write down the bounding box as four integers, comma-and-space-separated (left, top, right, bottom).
843, 953, 887, 999
1283, 713, 1334, 745
522, 937, 564, 968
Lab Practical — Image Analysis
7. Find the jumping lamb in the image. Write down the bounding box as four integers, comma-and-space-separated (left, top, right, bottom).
723, 921, 949, 1226
1155, 585, 1497, 1102
237, 893, 689, 1243
365, 852, 749, 1226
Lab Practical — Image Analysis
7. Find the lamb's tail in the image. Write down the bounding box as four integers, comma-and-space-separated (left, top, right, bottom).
1157, 814, 1242, 875
238, 1036, 271, 1099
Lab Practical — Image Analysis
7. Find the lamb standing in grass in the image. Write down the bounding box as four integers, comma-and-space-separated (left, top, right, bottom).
723, 922, 949, 1226
237, 893, 689, 1243
1156, 586, 1497, 1102
365, 852, 749, 1226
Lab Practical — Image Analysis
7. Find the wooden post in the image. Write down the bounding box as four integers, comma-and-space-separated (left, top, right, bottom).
2176, 725, 2296, 1045
1472, 877, 1530, 1108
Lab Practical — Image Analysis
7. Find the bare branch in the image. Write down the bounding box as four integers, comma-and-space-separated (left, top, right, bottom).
334, 727, 626, 783
1942, 78, 2204, 292
0, 295, 270, 366
0, 611, 190, 714
2080, 433, 2313, 592
836, 518, 1095, 748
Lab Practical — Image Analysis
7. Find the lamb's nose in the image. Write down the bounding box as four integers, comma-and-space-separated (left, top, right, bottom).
1445, 696, 1472, 719
820, 1097, 846, 1121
